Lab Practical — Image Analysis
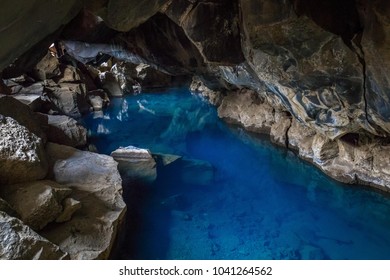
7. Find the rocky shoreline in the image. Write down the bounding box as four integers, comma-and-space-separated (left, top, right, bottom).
191, 79, 390, 193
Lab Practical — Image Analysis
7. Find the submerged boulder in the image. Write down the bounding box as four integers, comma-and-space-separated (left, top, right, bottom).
111, 146, 157, 184
0, 212, 69, 260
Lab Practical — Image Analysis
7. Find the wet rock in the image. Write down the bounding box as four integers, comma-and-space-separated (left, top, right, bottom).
46, 114, 87, 147
0, 180, 71, 231
179, 158, 214, 186
0, 116, 48, 185
0, 212, 69, 260
43, 143, 126, 259
111, 146, 157, 184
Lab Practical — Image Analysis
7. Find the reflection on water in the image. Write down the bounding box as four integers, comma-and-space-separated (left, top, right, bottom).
82, 88, 390, 260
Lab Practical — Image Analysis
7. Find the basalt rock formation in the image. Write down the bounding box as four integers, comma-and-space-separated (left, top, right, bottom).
1, 0, 390, 259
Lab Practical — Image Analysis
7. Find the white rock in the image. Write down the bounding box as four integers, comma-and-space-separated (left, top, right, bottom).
42, 143, 126, 259
0, 116, 48, 185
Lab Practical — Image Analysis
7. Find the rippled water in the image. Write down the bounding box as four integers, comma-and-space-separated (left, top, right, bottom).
82, 88, 390, 260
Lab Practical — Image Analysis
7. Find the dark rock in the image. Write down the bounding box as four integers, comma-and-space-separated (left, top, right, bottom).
0, 0, 82, 71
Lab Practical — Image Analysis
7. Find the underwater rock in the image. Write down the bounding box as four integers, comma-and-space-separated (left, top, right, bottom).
0, 211, 69, 260
0, 180, 71, 231
0, 197, 17, 217
111, 146, 157, 184
42, 143, 126, 259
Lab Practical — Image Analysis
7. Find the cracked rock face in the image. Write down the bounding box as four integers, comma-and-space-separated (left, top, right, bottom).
0, 212, 68, 260
0, 116, 48, 185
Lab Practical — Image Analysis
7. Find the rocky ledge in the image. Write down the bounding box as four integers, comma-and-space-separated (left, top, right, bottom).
193, 80, 390, 192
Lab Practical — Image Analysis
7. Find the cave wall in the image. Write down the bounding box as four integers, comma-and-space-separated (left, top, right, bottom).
1, 0, 390, 141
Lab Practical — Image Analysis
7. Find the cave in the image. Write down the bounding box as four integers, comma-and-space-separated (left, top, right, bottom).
1, 0, 390, 261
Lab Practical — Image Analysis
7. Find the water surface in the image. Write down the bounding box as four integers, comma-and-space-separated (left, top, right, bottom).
83, 88, 390, 260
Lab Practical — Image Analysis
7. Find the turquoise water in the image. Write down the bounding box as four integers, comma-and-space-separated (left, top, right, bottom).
83, 88, 390, 260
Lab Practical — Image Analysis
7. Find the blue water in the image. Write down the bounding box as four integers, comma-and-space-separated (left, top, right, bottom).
83, 88, 390, 260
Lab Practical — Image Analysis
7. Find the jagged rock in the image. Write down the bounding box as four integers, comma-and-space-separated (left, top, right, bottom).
240, 0, 365, 139
190, 76, 223, 106
53, 65, 82, 84
111, 146, 157, 184
312, 134, 339, 164
0, 116, 48, 185
0, 96, 46, 140
270, 111, 292, 146
46, 114, 87, 147
0, 180, 71, 231
164, 0, 244, 64
7, 81, 45, 96
45, 82, 89, 117
101, 72, 123, 97
0, 212, 69, 260
11, 93, 43, 112
135, 63, 172, 90
33, 52, 61, 80
178, 158, 214, 186
218, 89, 275, 134
42, 143, 126, 259
56, 198, 82, 223
287, 118, 316, 159
88, 95, 103, 111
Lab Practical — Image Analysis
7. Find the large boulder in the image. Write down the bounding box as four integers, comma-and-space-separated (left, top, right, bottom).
0, 116, 48, 185
0, 212, 69, 260
0, 96, 46, 140
46, 114, 87, 147
0, 180, 71, 231
42, 143, 126, 259
45, 82, 90, 118
111, 146, 157, 184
